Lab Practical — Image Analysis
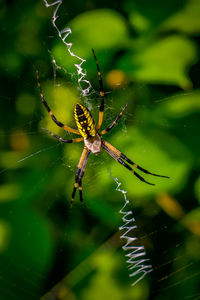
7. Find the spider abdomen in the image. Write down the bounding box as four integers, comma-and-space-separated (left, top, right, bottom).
74, 103, 96, 139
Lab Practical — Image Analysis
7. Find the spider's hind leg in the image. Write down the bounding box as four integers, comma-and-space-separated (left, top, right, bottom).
100, 102, 129, 136
71, 168, 81, 207
102, 140, 169, 185
78, 178, 88, 208
42, 127, 84, 143
70, 147, 90, 207
119, 152, 169, 178
77, 150, 90, 208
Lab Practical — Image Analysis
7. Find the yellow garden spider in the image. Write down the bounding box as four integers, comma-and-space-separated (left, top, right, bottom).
37, 49, 169, 207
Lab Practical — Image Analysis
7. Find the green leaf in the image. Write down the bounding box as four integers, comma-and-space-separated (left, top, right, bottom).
154, 91, 200, 119
183, 207, 200, 222
52, 9, 130, 72
69, 9, 129, 51
118, 35, 197, 89
161, 0, 200, 34
124, 0, 187, 28
39, 83, 79, 135
0, 184, 21, 202
150, 91, 200, 157
82, 251, 149, 300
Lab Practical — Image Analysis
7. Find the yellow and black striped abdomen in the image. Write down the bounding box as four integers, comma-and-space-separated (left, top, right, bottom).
74, 103, 96, 139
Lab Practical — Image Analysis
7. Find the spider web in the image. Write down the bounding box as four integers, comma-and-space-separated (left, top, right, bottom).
42, 0, 92, 96
41, 0, 153, 289
1, 0, 200, 300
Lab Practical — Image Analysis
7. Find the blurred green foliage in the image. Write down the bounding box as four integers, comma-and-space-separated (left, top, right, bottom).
1, 0, 200, 299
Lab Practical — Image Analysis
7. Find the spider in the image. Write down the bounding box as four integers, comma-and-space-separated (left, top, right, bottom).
37, 49, 169, 207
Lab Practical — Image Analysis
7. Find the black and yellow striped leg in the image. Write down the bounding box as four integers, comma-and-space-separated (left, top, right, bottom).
102, 140, 169, 183
100, 102, 129, 136
71, 148, 90, 207
36, 70, 80, 135
103, 140, 169, 179
102, 141, 155, 185
92, 49, 104, 131
102, 142, 155, 185
71, 168, 81, 207
78, 150, 90, 207
119, 153, 169, 178
42, 127, 84, 143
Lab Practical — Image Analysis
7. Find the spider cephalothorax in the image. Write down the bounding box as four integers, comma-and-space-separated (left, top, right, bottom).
37, 49, 169, 207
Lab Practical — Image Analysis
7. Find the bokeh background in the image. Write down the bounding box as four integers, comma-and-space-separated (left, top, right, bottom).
1, 0, 200, 299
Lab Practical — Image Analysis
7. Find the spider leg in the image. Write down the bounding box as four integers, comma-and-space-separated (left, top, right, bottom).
36, 70, 80, 135
42, 127, 84, 143
92, 49, 104, 131
100, 102, 129, 136
102, 140, 167, 185
103, 140, 169, 179
102, 142, 154, 185
71, 147, 90, 207
78, 151, 90, 208
119, 152, 169, 178
71, 168, 81, 207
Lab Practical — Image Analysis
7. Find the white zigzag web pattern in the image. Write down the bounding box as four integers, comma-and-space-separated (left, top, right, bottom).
110, 174, 153, 286
43, 0, 92, 96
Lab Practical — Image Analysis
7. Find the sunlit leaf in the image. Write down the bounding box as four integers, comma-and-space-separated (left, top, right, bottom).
0, 184, 21, 202
39, 83, 79, 135
69, 9, 129, 52
182, 208, 200, 236
118, 35, 197, 89
183, 207, 200, 221
124, 0, 186, 28
52, 9, 130, 72
153, 91, 200, 119
161, 0, 200, 34
82, 251, 149, 300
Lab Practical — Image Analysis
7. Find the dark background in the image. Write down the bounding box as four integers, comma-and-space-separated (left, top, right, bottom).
1, 0, 200, 299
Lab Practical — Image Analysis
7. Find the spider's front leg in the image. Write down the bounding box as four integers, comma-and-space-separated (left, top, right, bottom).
42, 127, 84, 143
36, 70, 80, 135
71, 147, 90, 207
100, 102, 129, 136
92, 49, 104, 131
